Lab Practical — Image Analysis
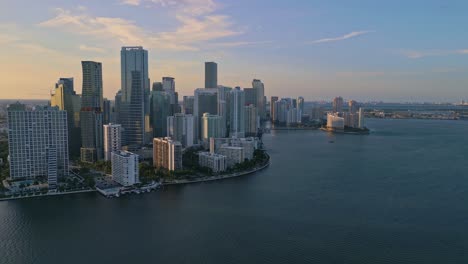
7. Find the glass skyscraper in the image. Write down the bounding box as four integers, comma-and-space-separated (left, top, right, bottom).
120, 46, 149, 149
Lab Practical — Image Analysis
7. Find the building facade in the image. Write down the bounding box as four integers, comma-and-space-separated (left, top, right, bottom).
332, 96, 344, 113
167, 114, 195, 148
111, 150, 139, 187
150, 91, 171, 138
244, 104, 258, 136
103, 123, 122, 161
205, 62, 218, 88
202, 113, 223, 141
229, 88, 245, 138
7, 103, 69, 189
153, 138, 183, 171
198, 152, 227, 173
120, 46, 149, 149
80, 61, 104, 163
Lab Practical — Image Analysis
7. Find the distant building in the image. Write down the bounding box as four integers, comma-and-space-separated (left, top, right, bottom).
244, 104, 258, 136
80, 61, 104, 163
348, 100, 359, 113
202, 113, 223, 141
198, 152, 227, 173
358, 108, 365, 129
194, 88, 218, 139
229, 88, 245, 138
150, 91, 171, 138
244, 88, 257, 107
297, 97, 304, 122
103, 124, 122, 161
114, 90, 122, 123
111, 150, 139, 187
205, 62, 218, 88
153, 138, 183, 171
332, 96, 344, 113
287, 108, 299, 125
50, 77, 81, 157
183, 96, 194, 115
327, 113, 345, 129
162, 77, 175, 92
103, 98, 112, 125
217, 86, 232, 138
209, 137, 258, 160
270, 96, 279, 121
7, 103, 69, 189
152, 82, 163, 91
167, 114, 195, 148
344, 112, 359, 128
252, 79, 265, 120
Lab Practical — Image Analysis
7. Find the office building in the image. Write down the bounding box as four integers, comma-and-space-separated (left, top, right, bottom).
202, 113, 223, 141
103, 123, 122, 161
217, 86, 231, 137
297, 97, 304, 122
287, 108, 299, 125
162, 77, 175, 92
252, 79, 265, 120
244, 88, 257, 106
332, 96, 344, 113
111, 150, 139, 187
120, 46, 149, 149
7, 103, 69, 189
167, 114, 195, 148
194, 88, 218, 139
245, 104, 258, 136
198, 152, 227, 173
229, 88, 245, 138
80, 61, 104, 163
114, 90, 122, 123
153, 138, 183, 171
150, 91, 171, 138
183, 96, 194, 115
205, 62, 218, 88
152, 82, 163, 91
103, 98, 111, 124
50, 77, 81, 157
270, 96, 278, 121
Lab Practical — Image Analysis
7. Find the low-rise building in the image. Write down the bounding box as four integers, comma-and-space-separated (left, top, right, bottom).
218, 145, 244, 168
111, 150, 139, 187
198, 152, 227, 173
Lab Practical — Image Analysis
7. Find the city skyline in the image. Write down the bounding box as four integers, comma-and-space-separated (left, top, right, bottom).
1, 0, 468, 102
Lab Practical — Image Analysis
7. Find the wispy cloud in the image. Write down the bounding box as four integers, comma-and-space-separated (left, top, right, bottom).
210, 40, 272, 47
400, 49, 468, 59
38, 4, 242, 51
308, 30, 374, 44
79, 44, 106, 53
120, 0, 140, 6
120, 0, 217, 16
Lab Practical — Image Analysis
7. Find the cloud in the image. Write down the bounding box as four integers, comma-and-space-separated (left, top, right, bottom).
210, 40, 272, 47
308, 30, 374, 44
400, 49, 468, 59
38, 5, 241, 51
79, 44, 106, 53
120, 0, 217, 15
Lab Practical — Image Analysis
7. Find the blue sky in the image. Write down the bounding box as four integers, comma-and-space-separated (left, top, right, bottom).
0, 0, 467, 102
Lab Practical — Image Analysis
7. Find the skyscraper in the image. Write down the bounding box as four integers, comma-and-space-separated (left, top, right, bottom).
182, 96, 194, 115
120, 46, 149, 149
114, 90, 122, 123
7, 103, 69, 189
205, 62, 218, 88
358, 107, 365, 129
194, 88, 218, 139
80, 61, 104, 163
152, 82, 163, 91
103, 98, 111, 125
50, 77, 81, 158
270, 96, 278, 121
244, 88, 257, 106
245, 104, 258, 136
332, 96, 344, 113
202, 113, 223, 141
349, 100, 359, 113
150, 91, 171, 138
217, 86, 232, 137
162, 77, 175, 92
167, 114, 195, 148
297, 96, 304, 123
103, 123, 122, 161
229, 88, 245, 138
252, 79, 265, 120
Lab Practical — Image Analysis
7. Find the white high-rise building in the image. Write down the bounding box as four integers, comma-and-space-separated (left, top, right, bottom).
297, 97, 304, 123
111, 150, 139, 187
198, 152, 227, 173
103, 123, 122, 161
244, 104, 258, 136
327, 113, 345, 129
167, 114, 195, 148
229, 88, 245, 138
7, 103, 69, 189
358, 108, 365, 129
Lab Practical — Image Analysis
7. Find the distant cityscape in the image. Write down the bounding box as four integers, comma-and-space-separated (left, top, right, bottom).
0, 46, 468, 200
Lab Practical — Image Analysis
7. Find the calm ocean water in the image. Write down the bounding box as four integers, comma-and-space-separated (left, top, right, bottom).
1, 119, 468, 264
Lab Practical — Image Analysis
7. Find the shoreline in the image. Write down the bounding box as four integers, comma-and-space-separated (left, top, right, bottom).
0, 153, 271, 201
162, 153, 271, 186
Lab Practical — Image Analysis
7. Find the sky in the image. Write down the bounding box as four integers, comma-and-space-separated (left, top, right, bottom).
0, 0, 467, 102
